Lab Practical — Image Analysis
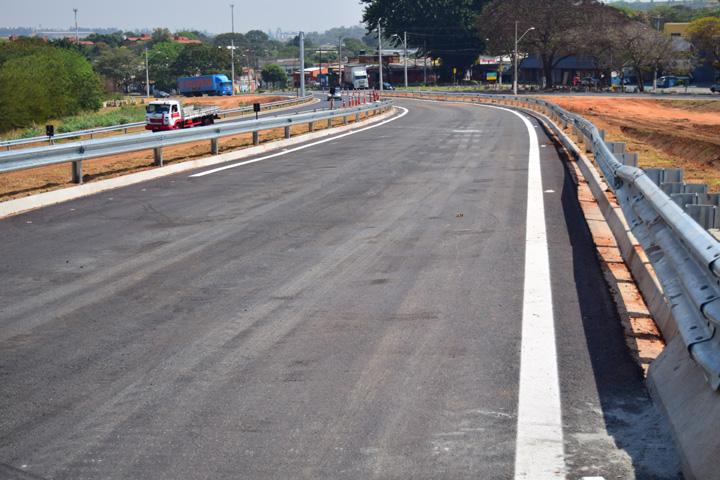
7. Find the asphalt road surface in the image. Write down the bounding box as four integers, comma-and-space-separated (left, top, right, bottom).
0, 98, 682, 479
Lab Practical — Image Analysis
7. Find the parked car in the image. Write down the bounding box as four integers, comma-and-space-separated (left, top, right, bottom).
711, 84, 720, 94
382, 82, 395, 90
154, 90, 170, 98
327, 87, 342, 101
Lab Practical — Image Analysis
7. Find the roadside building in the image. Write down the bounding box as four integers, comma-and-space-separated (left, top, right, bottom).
518, 55, 599, 87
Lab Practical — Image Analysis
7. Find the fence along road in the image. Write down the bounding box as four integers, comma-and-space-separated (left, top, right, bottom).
0, 97, 681, 479
0, 95, 317, 150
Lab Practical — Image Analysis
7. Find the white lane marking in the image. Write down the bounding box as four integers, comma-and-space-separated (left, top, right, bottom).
453, 129, 481, 133
477, 104, 565, 478
189, 107, 410, 177
413, 93, 566, 475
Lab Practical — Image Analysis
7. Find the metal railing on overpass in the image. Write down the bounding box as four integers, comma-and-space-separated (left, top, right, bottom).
0, 95, 315, 150
0, 100, 392, 183
389, 90, 720, 390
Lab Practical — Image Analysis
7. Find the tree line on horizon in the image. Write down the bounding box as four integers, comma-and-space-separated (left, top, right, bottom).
362, 0, 720, 85
1, 1, 719, 132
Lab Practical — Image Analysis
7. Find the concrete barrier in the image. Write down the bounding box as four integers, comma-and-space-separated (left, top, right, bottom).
513, 100, 716, 480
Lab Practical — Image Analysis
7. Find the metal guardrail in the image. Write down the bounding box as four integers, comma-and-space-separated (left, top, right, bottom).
390, 90, 720, 389
0, 100, 392, 183
0, 95, 315, 150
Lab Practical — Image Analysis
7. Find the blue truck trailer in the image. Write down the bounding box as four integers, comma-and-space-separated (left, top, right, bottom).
177, 74, 233, 96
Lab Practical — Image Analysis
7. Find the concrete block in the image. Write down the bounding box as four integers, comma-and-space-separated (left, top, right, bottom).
671, 193, 698, 208
648, 336, 720, 480
665, 168, 685, 183
684, 204, 716, 230
644, 168, 664, 186
684, 183, 708, 195
662, 182, 685, 195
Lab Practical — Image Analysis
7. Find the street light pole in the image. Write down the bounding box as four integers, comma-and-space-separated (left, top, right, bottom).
73, 8, 79, 45
423, 40, 427, 85
145, 47, 150, 98
378, 20, 383, 92
338, 36, 342, 87
404, 31, 408, 88
299, 32, 305, 97
230, 4, 235, 96
513, 21, 535, 96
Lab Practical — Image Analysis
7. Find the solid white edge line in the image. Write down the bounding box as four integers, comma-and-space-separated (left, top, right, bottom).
478, 104, 565, 478
189, 106, 410, 177
414, 93, 565, 475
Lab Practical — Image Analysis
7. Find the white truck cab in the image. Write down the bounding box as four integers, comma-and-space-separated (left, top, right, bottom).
145, 100, 219, 132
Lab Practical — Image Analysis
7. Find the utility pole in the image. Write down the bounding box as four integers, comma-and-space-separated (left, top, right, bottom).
73, 8, 79, 45
513, 21, 518, 95
319, 47, 323, 90
338, 36, 342, 87
378, 20, 383, 92
299, 32, 305, 97
404, 31, 408, 88
423, 40, 427, 85
145, 47, 150, 98
514, 22, 535, 96
230, 4, 235, 96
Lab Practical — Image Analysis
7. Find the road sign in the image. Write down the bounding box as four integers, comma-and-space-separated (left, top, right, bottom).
45, 125, 54, 138
486, 71, 498, 81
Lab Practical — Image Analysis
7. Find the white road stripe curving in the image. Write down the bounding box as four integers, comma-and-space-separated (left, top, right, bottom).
413, 95, 566, 477
488, 105, 566, 479
189, 107, 410, 178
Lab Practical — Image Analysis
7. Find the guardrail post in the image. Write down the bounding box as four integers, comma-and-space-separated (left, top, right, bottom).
154, 147, 163, 167
308, 122, 314, 133
71, 160, 83, 184
211, 138, 219, 155
252, 131, 259, 146
284, 126, 291, 139
343, 116, 348, 126
327, 118, 332, 128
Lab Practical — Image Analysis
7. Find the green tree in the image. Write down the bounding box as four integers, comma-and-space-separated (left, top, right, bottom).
362, 0, 488, 82
214, 32, 247, 49
150, 28, 173, 46
687, 17, 720, 74
341, 38, 368, 58
85, 32, 125, 48
610, 22, 679, 92
261, 64, 287, 88
477, 0, 620, 88
171, 44, 229, 77
245, 30, 271, 65
95, 47, 142, 91
0, 37, 48, 66
0, 48, 102, 131
148, 42, 184, 91
175, 30, 210, 43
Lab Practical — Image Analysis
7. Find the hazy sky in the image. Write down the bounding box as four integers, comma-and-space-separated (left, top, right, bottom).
3, 0, 367, 33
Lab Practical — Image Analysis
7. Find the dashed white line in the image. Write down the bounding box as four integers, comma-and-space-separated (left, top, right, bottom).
189, 107, 410, 178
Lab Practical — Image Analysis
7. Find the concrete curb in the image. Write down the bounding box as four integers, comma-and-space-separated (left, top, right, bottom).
0, 107, 396, 219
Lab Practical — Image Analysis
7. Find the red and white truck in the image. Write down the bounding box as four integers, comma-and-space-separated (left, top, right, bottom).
145, 100, 220, 132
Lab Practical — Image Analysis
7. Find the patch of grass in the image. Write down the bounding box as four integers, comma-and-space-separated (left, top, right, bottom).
57, 106, 146, 133
1, 105, 147, 141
